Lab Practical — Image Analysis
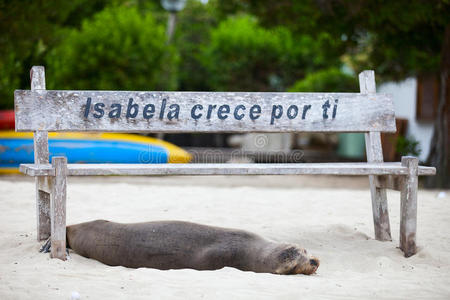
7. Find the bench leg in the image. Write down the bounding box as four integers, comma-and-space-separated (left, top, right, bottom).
50, 157, 67, 260
359, 72, 392, 242
368, 175, 392, 241
36, 178, 51, 241
400, 156, 419, 257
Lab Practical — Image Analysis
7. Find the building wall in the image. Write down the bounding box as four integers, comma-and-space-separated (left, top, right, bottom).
378, 78, 434, 161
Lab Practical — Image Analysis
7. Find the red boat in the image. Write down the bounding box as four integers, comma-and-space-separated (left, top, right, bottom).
0, 110, 15, 130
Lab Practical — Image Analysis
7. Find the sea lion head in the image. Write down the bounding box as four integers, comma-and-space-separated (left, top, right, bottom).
273, 245, 320, 275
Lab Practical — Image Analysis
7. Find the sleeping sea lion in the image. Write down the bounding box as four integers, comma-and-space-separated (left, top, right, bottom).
61, 220, 319, 275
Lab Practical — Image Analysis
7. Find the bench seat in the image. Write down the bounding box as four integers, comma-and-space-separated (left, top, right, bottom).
20, 162, 436, 177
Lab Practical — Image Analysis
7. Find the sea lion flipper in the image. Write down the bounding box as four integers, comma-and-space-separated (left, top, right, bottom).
39, 237, 70, 256
39, 238, 51, 253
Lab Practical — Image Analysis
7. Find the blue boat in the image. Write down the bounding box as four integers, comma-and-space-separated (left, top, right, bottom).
0, 131, 191, 173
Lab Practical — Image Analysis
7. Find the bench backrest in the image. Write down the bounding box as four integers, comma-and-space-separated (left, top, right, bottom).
14, 70, 395, 134
14, 66, 394, 167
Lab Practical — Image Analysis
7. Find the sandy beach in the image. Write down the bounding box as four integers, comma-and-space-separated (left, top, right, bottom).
1, 175, 449, 299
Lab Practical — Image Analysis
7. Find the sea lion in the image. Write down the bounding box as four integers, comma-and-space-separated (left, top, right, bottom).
64, 220, 319, 275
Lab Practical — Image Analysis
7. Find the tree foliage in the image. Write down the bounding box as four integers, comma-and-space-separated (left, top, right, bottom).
200, 15, 289, 91
46, 6, 178, 91
174, 0, 219, 91
289, 68, 358, 93
0, 0, 119, 109
216, 0, 449, 80
199, 15, 339, 91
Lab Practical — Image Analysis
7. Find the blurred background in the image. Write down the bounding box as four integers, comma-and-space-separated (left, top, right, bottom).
0, 0, 448, 188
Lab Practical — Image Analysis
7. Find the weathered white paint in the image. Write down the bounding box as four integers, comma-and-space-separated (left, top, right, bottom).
19, 162, 436, 177
14, 90, 396, 133
375, 175, 404, 191
30, 66, 51, 242
359, 71, 392, 242
50, 157, 67, 261
400, 156, 419, 257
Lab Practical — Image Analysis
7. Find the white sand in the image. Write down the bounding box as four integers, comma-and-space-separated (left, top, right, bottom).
1, 175, 449, 299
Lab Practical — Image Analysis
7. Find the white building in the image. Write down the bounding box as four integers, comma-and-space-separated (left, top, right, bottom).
378, 78, 435, 161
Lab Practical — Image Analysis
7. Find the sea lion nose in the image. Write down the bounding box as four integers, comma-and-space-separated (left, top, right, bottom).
310, 258, 319, 267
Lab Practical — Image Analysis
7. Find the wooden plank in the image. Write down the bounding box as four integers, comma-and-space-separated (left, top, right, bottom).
417, 166, 437, 176
17, 162, 422, 176
35, 130, 51, 241
30, 66, 46, 91
50, 157, 67, 260
359, 70, 392, 242
36, 177, 52, 193
34, 131, 49, 164
36, 190, 50, 240
20, 162, 435, 177
66, 163, 415, 176
400, 156, 418, 257
20, 164, 55, 176
365, 132, 384, 163
30, 66, 52, 241
358, 70, 377, 95
14, 90, 396, 133
375, 175, 404, 191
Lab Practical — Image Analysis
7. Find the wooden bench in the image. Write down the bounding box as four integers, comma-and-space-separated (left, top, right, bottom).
15, 66, 435, 260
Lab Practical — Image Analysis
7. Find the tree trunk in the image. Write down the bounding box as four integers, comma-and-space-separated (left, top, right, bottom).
425, 24, 450, 189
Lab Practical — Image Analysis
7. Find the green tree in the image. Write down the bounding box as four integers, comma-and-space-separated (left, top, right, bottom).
175, 0, 219, 91
200, 15, 331, 91
46, 6, 178, 91
0, 0, 121, 109
289, 68, 358, 92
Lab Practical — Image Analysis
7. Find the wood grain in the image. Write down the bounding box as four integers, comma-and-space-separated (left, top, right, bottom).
400, 156, 418, 257
375, 175, 404, 191
15, 90, 396, 133
19, 162, 436, 177
50, 157, 67, 260
359, 70, 392, 242
30, 66, 51, 241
